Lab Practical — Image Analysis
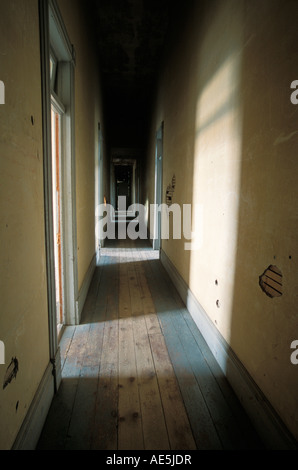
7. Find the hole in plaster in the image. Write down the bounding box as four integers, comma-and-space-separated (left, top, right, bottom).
259, 265, 282, 298
216, 300, 220, 308
215, 280, 218, 286
166, 175, 176, 207
3, 357, 19, 390
31, 115, 35, 125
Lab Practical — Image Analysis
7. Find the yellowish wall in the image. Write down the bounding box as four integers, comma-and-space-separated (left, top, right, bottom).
0, 0, 50, 449
0, 0, 109, 449
58, 0, 108, 290
146, 0, 298, 441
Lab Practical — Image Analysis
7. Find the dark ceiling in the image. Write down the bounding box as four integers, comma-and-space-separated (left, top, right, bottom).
89, 0, 173, 150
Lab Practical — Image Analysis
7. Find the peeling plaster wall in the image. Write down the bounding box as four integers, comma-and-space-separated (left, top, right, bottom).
146, 0, 298, 442
0, 0, 50, 449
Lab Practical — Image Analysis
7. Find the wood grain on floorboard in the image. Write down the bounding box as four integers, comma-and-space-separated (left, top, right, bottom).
37, 239, 264, 450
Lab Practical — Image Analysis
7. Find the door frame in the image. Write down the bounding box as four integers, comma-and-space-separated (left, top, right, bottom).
95, 122, 103, 258
153, 122, 164, 252
51, 100, 65, 333
39, 0, 78, 388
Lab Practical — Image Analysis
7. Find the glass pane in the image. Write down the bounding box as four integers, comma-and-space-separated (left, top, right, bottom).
50, 55, 57, 91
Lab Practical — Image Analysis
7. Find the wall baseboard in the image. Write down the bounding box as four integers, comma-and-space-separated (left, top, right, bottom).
160, 249, 298, 450
12, 348, 61, 450
75, 253, 96, 324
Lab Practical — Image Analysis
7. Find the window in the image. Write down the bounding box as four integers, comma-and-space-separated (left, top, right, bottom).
50, 50, 58, 92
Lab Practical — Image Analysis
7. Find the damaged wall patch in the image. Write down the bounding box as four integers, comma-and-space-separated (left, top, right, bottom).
3, 358, 19, 390
166, 175, 176, 207
259, 265, 282, 298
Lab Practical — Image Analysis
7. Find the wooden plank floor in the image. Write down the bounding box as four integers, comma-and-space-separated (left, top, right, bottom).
37, 238, 264, 450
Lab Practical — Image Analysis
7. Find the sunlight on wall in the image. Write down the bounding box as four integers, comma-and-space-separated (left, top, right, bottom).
144, 198, 149, 227
189, 51, 243, 343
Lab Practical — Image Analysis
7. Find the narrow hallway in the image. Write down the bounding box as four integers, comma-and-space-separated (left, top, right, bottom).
2, 0, 298, 452
37, 239, 263, 451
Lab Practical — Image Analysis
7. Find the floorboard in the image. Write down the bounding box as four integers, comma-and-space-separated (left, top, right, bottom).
37, 238, 264, 451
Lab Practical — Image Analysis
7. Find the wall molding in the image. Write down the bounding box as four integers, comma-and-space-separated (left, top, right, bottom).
160, 249, 298, 450
75, 254, 96, 324
12, 348, 61, 450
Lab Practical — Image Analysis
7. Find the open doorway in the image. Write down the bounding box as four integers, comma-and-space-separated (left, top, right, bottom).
51, 103, 64, 334
95, 123, 103, 260
153, 122, 164, 252
110, 156, 138, 210
115, 164, 133, 210
41, 0, 79, 347
40, 0, 78, 392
